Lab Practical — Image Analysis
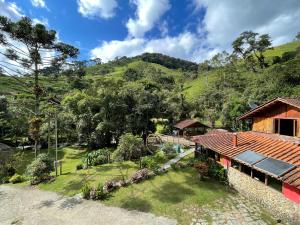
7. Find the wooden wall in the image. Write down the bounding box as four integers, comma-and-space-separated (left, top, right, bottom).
251, 103, 300, 137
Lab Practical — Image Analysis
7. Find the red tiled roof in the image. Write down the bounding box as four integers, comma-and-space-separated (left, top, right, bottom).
238, 97, 300, 120
174, 119, 209, 130
191, 131, 300, 188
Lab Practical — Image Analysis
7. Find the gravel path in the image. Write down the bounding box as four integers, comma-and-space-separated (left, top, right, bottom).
0, 185, 177, 225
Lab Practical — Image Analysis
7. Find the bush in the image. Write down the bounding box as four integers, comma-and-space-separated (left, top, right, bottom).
76, 164, 83, 170
153, 150, 166, 162
113, 133, 144, 161
9, 174, 24, 184
26, 153, 53, 185
207, 159, 228, 184
140, 156, 160, 173
83, 148, 110, 167
81, 183, 91, 199
194, 161, 209, 180
161, 143, 178, 159
90, 183, 108, 200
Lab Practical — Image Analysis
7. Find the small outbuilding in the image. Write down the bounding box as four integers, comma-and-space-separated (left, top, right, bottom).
174, 119, 209, 136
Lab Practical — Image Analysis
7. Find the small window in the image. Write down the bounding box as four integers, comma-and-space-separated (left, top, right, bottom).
274, 119, 296, 137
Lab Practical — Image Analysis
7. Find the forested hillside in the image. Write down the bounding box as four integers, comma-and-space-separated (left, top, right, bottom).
1, 22, 300, 149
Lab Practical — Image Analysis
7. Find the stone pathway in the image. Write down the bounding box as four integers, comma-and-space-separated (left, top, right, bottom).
161, 148, 194, 170
0, 185, 177, 225
187, 194, 280, 225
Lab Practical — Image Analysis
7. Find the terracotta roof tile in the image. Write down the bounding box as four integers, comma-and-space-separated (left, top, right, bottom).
174, 119, 209, 130
192, 131, 300, 189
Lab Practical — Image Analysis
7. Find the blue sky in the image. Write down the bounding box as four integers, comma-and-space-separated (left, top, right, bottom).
1, 0, 300, 62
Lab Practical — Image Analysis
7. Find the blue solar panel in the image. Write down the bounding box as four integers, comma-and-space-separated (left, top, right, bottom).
234, 150, 266, 166
254, 158, 296, 178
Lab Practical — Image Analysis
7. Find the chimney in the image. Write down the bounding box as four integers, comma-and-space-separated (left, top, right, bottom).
233, 133, 237, 147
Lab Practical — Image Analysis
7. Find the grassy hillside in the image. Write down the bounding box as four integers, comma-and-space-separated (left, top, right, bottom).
1, 40, 299, 101
184, 40, 300, 101
264, 40, 300, 58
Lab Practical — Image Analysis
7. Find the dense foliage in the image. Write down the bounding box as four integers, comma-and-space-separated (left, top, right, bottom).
26, 153, 53, 184
140, 53, 198, 72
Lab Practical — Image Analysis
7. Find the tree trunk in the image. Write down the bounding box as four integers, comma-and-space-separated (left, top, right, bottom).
34, 52, 40, 158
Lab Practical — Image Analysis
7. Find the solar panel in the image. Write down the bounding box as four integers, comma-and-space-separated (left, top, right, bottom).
234, 150, 266, 166
254, 158, 296, 178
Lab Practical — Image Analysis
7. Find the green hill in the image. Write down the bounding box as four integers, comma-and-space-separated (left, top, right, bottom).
1, 40, 300, 102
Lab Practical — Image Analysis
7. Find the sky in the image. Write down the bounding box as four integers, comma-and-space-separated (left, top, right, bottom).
1, 0, 300, 63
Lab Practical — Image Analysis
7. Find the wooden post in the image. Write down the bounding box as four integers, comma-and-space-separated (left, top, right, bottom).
265, 175, 269, 185
239, 164, 242, 172
250, 169, 253, 178
59, 161, 62, 175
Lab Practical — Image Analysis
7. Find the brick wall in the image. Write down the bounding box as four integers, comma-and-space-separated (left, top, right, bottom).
228, 167, 300, 224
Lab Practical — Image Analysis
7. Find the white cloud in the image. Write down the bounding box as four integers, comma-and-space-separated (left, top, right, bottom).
126, 0, 171, 38
77, 0, 118, 19
194, 0, 300, 49
32, 18, 49, 26
90, 32, 210, 62
0, 0, 23, 20
31, 0, 46, 8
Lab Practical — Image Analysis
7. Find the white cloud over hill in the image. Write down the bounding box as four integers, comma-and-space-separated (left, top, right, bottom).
91, 0, 300, 63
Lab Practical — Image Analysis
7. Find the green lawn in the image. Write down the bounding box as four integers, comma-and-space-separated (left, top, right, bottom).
104, 168, 231, 224
7, 147, 276, 224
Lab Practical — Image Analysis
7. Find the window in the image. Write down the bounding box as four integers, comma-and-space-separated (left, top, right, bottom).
274, 118, 296, 137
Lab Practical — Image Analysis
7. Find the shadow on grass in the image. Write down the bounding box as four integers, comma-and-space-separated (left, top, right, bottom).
151, 180, 195, 204
61, 179, 83, 195
120, 197, 152, 212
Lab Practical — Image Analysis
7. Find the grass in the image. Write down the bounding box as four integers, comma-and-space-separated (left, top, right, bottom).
6, 148, 277, 224
264, 40, 300, 59
104, 167, 231, 224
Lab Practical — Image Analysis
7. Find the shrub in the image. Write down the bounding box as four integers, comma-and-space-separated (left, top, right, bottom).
113, 133, 144, 161
161, 143, 176, 156
153, 150, 166, 162
26, 153, 53, 185
140, 156, 161, 173
168, 152, 178, 159
176, 161, 188, 169
9, 174, 24, 184
81, 183, 91, 199
194, 161, 209, 180
207, 160, 228, 184
76, 163, 83, 170
83, 149, 110, 167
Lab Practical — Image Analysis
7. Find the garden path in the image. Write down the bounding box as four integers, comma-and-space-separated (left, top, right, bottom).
161, 148, 194, 170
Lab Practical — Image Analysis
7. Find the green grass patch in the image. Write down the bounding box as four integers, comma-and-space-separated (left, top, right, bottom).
104, 167, 231, 224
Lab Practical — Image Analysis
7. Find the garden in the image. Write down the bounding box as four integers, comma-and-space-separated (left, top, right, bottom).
0, 133, 276, 225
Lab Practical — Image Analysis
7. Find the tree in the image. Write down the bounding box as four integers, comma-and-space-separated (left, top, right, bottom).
232, 31, 272, 70
113, 133, 144, 161
0, 16, 78, 157
296, 32, 300, 40
0, 96, 9, 139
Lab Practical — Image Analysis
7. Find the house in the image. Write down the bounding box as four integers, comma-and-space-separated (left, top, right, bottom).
173, 119, 209, 137
191, 97, 300, 224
